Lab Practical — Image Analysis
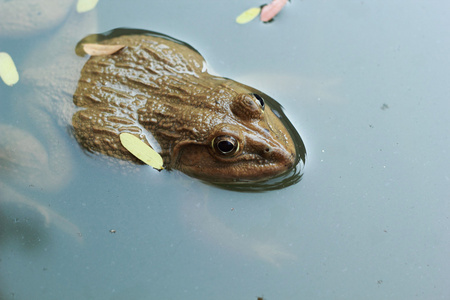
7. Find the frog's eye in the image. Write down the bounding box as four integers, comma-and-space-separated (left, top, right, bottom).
212, 135, 239, 156
251, 93, 265, 110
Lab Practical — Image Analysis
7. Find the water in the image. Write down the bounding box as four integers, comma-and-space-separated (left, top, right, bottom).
1, 1, 450, 299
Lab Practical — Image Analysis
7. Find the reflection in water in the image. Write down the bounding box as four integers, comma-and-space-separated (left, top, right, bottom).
0, 182, 83, 244
0, 123, 82, 251
0, 4, 96, 297
0, 0, 76, 38
0, 181, 82, 300
180, 186, 297, 267
0, 203, 50, 252
0, 124, 72, 191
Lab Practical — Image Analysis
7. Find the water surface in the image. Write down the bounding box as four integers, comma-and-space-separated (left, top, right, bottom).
1, 1, 449, 299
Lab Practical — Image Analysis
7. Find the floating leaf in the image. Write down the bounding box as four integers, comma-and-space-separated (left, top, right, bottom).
236, 7, 261, 24
76, 0, 99, 13
83, 43, 125, 56
260, 0, 288, 22
119, 133, 164, 170
0, 52, 19, 86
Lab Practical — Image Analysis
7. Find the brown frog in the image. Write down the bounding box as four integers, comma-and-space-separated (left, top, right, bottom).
73, 30, 305, 184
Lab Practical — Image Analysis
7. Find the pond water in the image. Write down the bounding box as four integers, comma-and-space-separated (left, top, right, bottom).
1, 1, 449, 299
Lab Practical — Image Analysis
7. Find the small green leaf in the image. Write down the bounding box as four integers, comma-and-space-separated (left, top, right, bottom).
0, 52, 19, 86
76, 0, 99, 13
236, 7, 261, 24
119, 133, 164, 170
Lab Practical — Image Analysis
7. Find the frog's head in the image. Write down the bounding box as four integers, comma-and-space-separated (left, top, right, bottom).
172, 81, 298, 183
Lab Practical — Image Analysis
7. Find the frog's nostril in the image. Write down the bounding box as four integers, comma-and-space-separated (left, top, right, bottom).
285, 161, 294, 169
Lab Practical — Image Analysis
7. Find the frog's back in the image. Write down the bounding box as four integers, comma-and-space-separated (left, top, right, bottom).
73, 34, 216, 162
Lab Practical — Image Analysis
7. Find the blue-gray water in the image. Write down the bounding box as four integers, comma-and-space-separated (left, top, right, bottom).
1, 1, 449, 299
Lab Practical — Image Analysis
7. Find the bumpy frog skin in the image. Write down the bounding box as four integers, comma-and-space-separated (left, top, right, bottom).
73, 33, 303, 183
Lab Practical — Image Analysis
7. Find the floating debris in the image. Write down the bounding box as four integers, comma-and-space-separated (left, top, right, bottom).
236, 7, 262, 24
0, 52, 19, 86
260, 0, 288, 22
76, 0, 99, 13
83, 43, 125, 56
237, 0, 289, 24
119, 133, 164, 170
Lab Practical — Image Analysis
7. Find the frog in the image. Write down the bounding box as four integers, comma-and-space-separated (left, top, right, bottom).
72, 31, 305, 184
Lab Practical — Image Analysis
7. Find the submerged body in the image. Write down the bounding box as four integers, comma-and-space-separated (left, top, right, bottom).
73, 31, 304, 183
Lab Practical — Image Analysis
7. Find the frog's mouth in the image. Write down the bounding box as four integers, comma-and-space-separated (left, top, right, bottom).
222, 132, 296, 182
228, 151, 296, 183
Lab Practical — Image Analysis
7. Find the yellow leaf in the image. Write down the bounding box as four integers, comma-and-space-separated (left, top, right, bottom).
76, 0, 99, 13
83, 43, 125, 56
0, 52, 19, 86
119, 133, 164, 170
236, 7, 261, 24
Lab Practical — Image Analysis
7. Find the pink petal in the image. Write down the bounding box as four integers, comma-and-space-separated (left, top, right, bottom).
83, 44, 125, 56
260, 0, 288, 22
